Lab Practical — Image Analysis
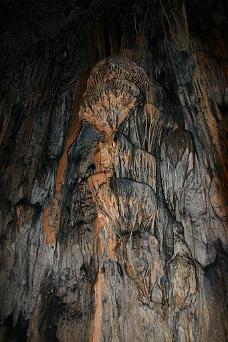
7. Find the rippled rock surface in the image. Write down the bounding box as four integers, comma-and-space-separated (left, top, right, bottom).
0, 1, 227, 341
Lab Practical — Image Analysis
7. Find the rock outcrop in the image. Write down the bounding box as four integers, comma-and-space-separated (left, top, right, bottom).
0, 1, 227, 341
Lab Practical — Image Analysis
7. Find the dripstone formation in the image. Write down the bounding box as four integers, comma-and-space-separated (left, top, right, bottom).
0, 1, 227, 341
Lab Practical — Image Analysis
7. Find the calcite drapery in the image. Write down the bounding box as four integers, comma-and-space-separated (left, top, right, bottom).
74, 56, 197, 341
0, 6, 227, 338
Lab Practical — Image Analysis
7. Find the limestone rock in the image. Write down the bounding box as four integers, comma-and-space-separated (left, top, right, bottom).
0, 1, 227, 341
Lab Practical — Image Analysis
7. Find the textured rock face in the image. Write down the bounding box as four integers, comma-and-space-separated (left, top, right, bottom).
0, 1, 228, 341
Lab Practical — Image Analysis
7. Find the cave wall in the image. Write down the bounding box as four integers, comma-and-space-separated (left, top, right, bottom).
0, 1, 227, 341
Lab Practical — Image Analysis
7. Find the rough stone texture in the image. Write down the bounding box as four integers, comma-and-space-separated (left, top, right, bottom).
0, 1, 228, 341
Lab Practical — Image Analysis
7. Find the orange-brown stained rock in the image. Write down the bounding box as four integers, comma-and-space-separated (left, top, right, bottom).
107, 228, 117, 262
87, 141, 117, 340
81, 60, 156, 322
81, 83, 140, 138
88, 172, 107, 193
89, 267, 103, 342
42, 75, 87, 244
55, 79, 85, 194
42, 198, 60, 245
89, 215, 106, 342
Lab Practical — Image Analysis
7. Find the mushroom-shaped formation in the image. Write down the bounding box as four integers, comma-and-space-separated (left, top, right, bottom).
79, 56, 152, 137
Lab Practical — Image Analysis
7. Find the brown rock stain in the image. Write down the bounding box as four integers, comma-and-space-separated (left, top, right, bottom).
90, 267, 103, 342
89, 216, 106, 342
88, 143, 116, 341
55, 80, 84, 194
107, 228, 117, 261
88, 172, 107, 193
42, 199, 60, 245
80, 80, 140, 138
92, 145, 117, 261
42, 76, 88, 244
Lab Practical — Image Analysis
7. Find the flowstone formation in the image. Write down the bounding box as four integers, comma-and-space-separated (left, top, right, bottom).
0, 1, 228, 341
77, 57, 198, 342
